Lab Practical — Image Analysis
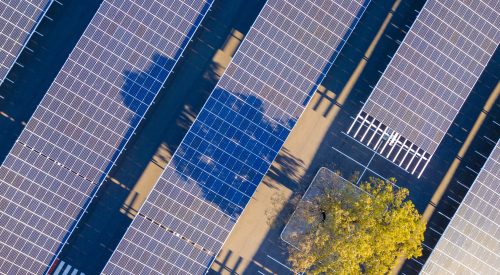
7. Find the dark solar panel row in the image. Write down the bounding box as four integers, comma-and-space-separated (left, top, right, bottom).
103, 0, 371, 274
0, 0, 212, 273
422, 140, 500, 274
0, 0, 53, 84
348, 0, 500, 177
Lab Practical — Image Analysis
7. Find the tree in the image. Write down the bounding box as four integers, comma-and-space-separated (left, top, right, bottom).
288, 177, 426, 274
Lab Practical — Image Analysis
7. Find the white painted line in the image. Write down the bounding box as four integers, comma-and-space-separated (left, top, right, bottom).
70, 269, 79, 275
257, 271, 266, 275
341, 131, 411, 179
266, 255, 293, 272
356, 150, 377, 185
62, 264, 72, 275
53, 261, 65, 275
330, 145, 388, 183
417, 156, 431, 178
280, 168, 327, 250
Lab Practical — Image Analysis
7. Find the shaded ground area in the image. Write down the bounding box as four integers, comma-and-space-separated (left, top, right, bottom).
0, 0, 103, 160
53, 1, 267, 274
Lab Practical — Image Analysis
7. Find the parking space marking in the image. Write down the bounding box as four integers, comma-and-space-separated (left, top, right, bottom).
356, 150, 377, 185
330, 145, 388, 182
341, 131, 411, 176
266, 255, 294, 273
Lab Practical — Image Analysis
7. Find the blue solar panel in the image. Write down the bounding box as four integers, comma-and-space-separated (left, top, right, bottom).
103, 0, 371, 273
0, 0, 54, 84
0, 0, 212, 273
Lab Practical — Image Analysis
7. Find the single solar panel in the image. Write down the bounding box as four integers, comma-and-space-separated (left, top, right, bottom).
421, 139, 500, 274
0, 0, 212, 273
348, 0, 500, 177
0, 0, 54, 84
103, 0, 371, 274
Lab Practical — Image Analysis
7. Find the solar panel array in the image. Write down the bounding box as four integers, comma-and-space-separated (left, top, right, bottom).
0, 0, 212, 273
421, 140, 500, 274
103, 0, 371, 274
348, 0, 500, 177
0, 0, 54, 84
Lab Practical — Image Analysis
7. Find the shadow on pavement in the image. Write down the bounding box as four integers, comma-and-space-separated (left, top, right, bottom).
266, 148, 305, 190
212, 250, 243, 275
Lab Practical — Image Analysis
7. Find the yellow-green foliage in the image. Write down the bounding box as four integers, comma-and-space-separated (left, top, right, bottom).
288, 177, 426, 274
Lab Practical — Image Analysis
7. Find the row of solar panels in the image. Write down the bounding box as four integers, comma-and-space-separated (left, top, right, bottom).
422, 140, 500, 274
0, 0, 499, 274
103, 0, 372, 273
105, 0, 499, 273
0, 0, 372, 273
0, 0, 214, 273
348, 0, 500, 177
0, 0, 54, 84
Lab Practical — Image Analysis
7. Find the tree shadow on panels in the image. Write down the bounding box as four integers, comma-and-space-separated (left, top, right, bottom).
168, 88, 301, 221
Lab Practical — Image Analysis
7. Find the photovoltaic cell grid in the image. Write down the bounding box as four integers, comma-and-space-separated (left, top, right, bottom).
103, 0, 371, 274
421, 140, 500, 274
348, 0, 500, 177
0, 0, 212, 274
0, 0, 53, 84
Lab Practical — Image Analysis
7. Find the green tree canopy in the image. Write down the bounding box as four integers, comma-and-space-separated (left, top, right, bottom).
288, 177, 426, 274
